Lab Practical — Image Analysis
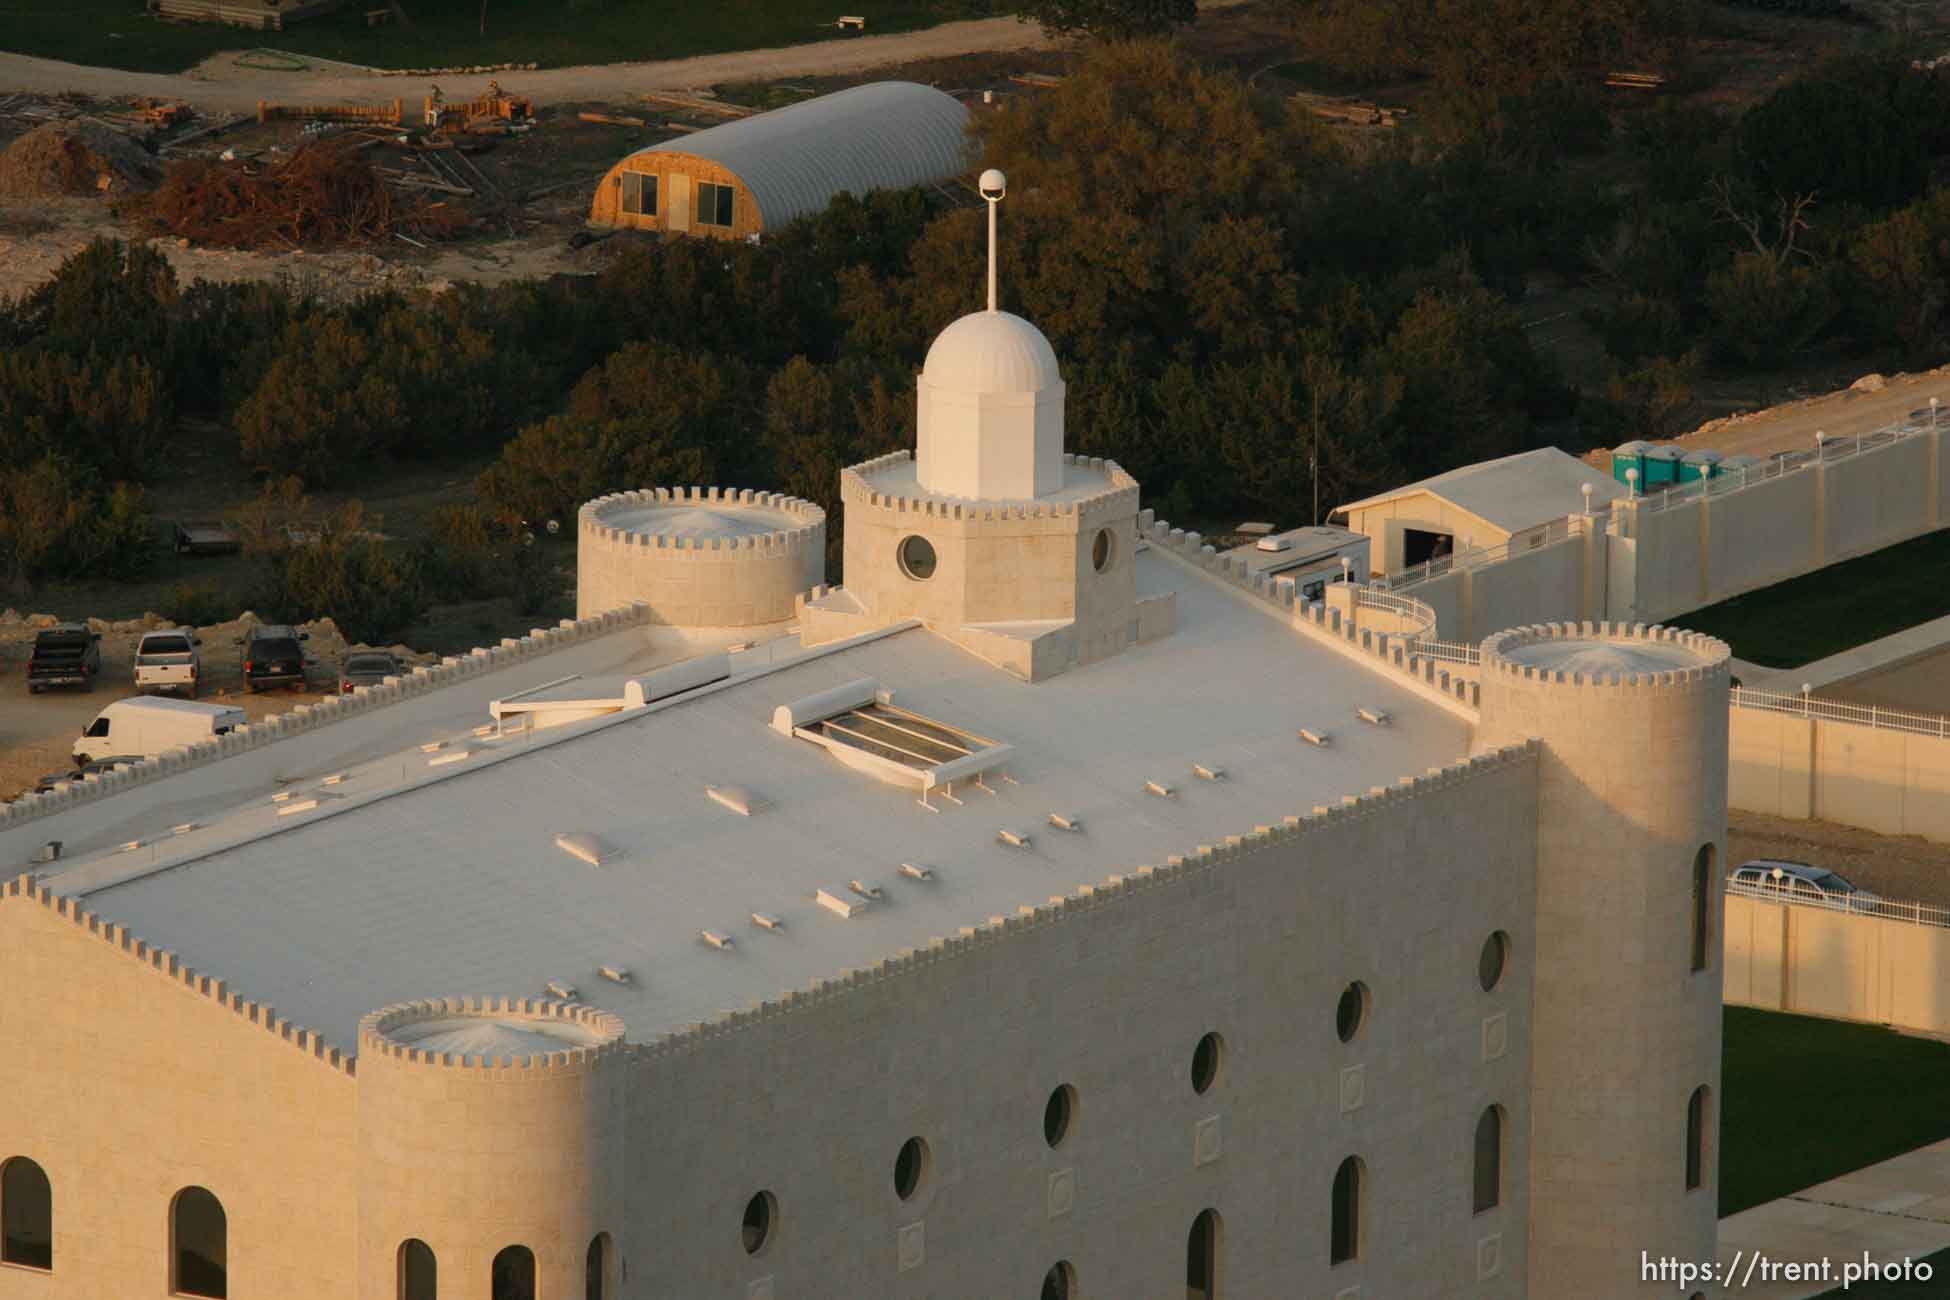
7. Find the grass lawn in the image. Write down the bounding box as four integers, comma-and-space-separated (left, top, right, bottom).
1808, 1247, 1950, 1298
5, 0, 997, 75
1721, 1007, 1950, 1217
1678, 528, 1950, 670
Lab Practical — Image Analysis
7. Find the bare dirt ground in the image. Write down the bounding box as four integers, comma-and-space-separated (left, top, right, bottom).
1732, 810, 1950, 907
0, 611, 436, 804
0, 13, 1071, 115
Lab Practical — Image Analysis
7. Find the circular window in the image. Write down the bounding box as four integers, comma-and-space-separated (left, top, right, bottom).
897, 534, 938, 581
1091, 527, 1114, 574
1336, 982, 1368, 1043
1044, 1083, 1076, 1148
894, 1136, 930, 1201
1190, 1031, 1223, 1095
740, 1191, 776, 1256
1479, 931, 1510, 992
1041, 1260, 1077, 1300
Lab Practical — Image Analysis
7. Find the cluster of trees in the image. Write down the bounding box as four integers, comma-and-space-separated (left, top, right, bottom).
15, 27, 1950, 621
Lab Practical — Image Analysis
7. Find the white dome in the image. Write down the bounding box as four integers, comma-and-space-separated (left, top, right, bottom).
922, 310, 1062, 394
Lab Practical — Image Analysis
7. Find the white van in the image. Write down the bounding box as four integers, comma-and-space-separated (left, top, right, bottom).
74, 697, 248, 764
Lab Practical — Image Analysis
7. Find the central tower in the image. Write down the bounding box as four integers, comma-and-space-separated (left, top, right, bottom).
799, 169, 1169, 680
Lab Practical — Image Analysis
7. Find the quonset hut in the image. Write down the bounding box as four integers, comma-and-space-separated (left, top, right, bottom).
589, 81, 972, 240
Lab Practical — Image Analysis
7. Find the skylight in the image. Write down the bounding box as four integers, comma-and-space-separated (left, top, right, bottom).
773, 679, 1015, 809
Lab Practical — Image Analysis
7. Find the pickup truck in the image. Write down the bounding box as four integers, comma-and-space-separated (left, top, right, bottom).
26, 624, 102, 694
133, 627, 202, 698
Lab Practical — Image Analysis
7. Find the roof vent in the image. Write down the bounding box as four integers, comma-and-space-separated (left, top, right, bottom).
428, 749, 473, 767
849, 879, 884, 900
419, 741, 446, 753
599, 966, 632, 984
1256, 535, 1292, 553
119, 838, 144, 854
271, 789, 299, 803
899, 862, 935, 881
554, 832, 606, 867
624, 654, 731, 707
1300, 728, 1333, 747
997, 829, 1033, 850
1192, 763, 1226, 782
319, 772, 347, 786
1357, 708, 1391, 727
276, 799, 319, 817
32, 841, 60, 864
1144, 781, 1175, 799
1047, 813, 1083, 832
546, 980, 578, 1000
701, 929, 735, 950
707, 784, 768, 816
752, 912, 785, 930
172, 821, 198, 835
817, 888, 867, 918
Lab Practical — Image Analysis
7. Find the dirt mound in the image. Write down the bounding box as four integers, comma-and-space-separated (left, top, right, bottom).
0, 121, 161, 199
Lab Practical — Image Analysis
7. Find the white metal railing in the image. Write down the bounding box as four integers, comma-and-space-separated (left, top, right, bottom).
1726, 878, 1950, 930
1634, 408, 1943, 515
1407, 639, 1481, 665
1730, 685, 1950, 739
1351, 586, 1439, 641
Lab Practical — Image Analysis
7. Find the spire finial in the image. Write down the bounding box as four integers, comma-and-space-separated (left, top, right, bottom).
979, 169, 1007, 313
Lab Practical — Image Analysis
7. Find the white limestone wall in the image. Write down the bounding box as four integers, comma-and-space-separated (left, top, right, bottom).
355, 1000, 632, 1300
1474, 624, 1729, 1298
1729, 707, 1950, 842
577, 487, 825, 624
1724, 892, 1950, 1036
623, 748, 1541, 1299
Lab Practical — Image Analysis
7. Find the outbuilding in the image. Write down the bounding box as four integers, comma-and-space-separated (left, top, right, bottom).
589, 81, 972, 239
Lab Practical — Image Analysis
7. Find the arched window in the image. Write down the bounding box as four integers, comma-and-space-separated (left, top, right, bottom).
491, 1245, 535, 1300
1191, 1032, 1224, 1094
1040, 1259, 1077, 1300
1691, 845, 1716, 972
398, 1238, 436, 1300
1686, 1086, 1712, 1191
170, 1186, 227, 1299
586, 1232, 617, 1300
1330, 1157, 1362, 1265
0, 1157, 52, 1271
1473, 1106, 1504, 1214
1186, 1208, 1222, 1299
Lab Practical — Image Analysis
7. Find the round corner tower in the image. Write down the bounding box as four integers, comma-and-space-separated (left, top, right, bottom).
1474, 622, 1729, 1297
577, 486, 825, 624
354, 997, 631, 1299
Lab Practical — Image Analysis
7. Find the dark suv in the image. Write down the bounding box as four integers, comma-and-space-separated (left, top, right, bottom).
26, 624, 102, 694
239, 624, 310, 692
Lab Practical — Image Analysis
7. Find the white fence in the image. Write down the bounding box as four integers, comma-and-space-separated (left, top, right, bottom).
1351, 586, 1439, 641
1729, 685, 1950, 740
1636, 409, 1944, 515
1385, 513, 1598, 592
1726, 878, 1950, 930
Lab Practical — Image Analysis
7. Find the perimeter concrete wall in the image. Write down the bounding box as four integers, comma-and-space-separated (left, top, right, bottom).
1729, 708, 1950, 843
1377, 424, 1950, 641
1723, 893, 1950, 1036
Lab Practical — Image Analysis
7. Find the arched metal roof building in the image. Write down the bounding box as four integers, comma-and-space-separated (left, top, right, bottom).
589, 81, 972, 238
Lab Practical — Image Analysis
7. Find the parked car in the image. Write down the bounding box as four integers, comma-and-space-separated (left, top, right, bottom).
238, 624, 310, 692
26, 624, 102, 694
33, 756, 144, 793
1730, 859, 1880, 906
74, 697, 246, 764
337, 650, 401, 694
133, 627, 202, 698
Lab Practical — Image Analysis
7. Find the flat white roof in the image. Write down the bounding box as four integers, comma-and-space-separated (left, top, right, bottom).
46, 554, 1469, 1049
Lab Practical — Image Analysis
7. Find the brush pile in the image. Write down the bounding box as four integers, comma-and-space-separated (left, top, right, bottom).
143, 141, 467, 249
0, 121, 162, 198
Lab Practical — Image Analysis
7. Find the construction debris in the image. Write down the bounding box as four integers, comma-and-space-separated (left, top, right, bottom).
1604, 70, 1665, 90
578, 111, 648, 127
423, 88, 534, 130
1292, 91, 1407, 128
257, 98, 405, 126
0, 121, 162, 198
638, 91, 755, 118
143, 141, 466, 249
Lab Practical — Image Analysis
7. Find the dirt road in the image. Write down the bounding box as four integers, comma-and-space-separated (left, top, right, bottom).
0, 14, 1066, 114
1676, 365, 1950, 460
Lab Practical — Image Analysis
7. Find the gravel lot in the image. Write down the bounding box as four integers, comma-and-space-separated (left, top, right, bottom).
1730, 810, 1950, 907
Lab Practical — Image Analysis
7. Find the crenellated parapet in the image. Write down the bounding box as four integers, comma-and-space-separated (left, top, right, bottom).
842, 451, 1141, 531
2, 872, 358, 1076
358, 996, 627, 1074
1479, 622, 1731, 689
576, 485, 827, 623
